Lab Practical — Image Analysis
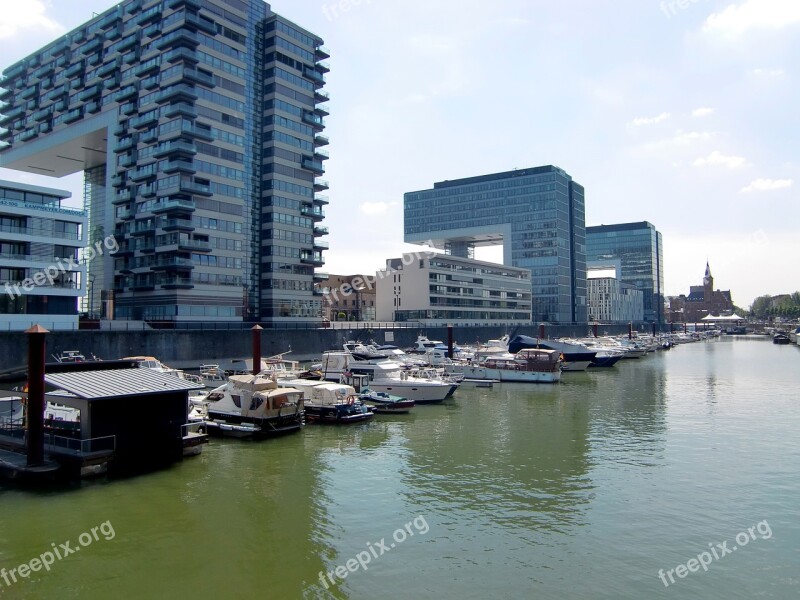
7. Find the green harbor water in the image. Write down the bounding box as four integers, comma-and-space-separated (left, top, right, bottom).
1, 337, 798, 599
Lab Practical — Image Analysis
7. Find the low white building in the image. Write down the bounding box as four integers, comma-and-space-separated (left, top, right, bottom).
376, 251, 532, 325
587, 261, 644, 323
0, 179, 87, 330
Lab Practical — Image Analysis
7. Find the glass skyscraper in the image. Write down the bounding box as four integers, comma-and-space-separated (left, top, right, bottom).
404, 166, 587, 324
585, 222, 664, 323
0, 0, 329, 324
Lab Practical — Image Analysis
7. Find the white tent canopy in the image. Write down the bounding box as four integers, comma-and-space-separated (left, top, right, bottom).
700, 314, 744, 321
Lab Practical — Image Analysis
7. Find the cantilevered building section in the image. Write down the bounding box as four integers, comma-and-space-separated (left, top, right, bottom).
0, 0, 330, 324
404, 166, 587, 324
586, 222, 664, 323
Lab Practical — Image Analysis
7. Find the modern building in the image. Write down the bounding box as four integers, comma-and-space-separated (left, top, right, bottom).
0, 0, 329, 324
375, 251, 532, 325
404, 166, 587, 324
316, 274, 376, 322
0, 179, 87, 330
586, 261, 644, 323
668, 263, 734, 323
585, 222, 664, 323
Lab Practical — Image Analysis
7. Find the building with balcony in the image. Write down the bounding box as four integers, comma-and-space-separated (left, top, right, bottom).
404, 166, 586, 324
316, 274, 377, 322
375, 251, 532, 326
586, 221, 664, 323
0, 179, 87, 330
586, 261, 644, 323
0, 0, 329, 324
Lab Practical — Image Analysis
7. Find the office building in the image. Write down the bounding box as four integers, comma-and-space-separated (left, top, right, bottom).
586, 222, 664, 323
0, 0, 329, 324
0, 179, 87, 330
586, 261, 644, 323
404, 166, 587, 324
376, 251, 532, 325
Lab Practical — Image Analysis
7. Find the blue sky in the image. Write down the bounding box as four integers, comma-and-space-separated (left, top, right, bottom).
1, 0, 797, 307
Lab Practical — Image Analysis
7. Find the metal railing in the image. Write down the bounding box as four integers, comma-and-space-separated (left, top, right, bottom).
45, 434, 116, 454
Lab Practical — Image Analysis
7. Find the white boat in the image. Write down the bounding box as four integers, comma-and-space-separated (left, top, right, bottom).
406, 335, 443, 354
191, 374, 304, 438
199, 364, 227, 388
321, 349, 458, 404
123, 356, 204, 385
278, 379, 374, 423
447, 349, 562, 383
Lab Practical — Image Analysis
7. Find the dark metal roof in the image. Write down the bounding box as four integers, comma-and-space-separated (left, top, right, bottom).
44, 368, 204, 400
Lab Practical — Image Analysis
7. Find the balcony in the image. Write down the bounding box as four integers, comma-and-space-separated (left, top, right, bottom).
178, 238, 211, 252
151, 256, 194, 270
314, 179, 329, 191
184, 13, 218, 36
301, 254, 325, 267
315, 46, 331, 59
164, 103, 197, 119
152, 199, 196, 213
160, 218, 194, 231
315, 89, 329, 103
153, 84, 197, 104
317, 61, 330, 73
158, 276, 194, 290
302, 111, 325, 130
114, 137, 134, 153
302, 157, 325, 175
153, 140, 197, 158
129, 167, 157, 182
164, 47, 199, 65
130, 112, 159, 129
162, 159, 196, 174
314, 134, 329, 146
313, 271, 329, 281
314, 148, 330, 160
313, 240, 330, 250
313, 226, 329, 236
301, 206, 325, 221
131, 221, 156, 236
314, 195, 329, 205
303, 67, 325, 86
315, 104, 329, 117
113, 190, 132, 204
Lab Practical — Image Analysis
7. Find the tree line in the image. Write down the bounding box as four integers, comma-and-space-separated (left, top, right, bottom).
749, 292, 800, 319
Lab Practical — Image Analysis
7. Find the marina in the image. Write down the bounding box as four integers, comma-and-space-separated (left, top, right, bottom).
0, 335, 797, 598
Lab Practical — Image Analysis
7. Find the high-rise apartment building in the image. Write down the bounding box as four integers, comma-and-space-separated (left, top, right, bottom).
404, 166, 587, 324
0, 179, 87, 330
586, 222, 664, 323
0, 0, 329, 324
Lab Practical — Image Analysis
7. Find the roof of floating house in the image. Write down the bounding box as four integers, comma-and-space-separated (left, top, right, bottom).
45, 368, 204, 400
700, 314, 744, 321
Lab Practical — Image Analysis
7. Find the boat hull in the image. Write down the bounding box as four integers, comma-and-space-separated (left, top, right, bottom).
205, 411, 304, 437
304, 403, 374, 424
457, 365, 561, 384
366, 381, 456, 404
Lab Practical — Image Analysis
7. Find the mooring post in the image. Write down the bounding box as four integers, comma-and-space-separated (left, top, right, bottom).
447, 324, 454, 360
628, 323, 633, 340
25, 324, 48, 467
539, 324, 545, 340
593, 323, 598, 338
251, 325, 263, 375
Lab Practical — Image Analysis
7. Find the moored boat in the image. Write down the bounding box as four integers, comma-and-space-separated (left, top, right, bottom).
359, 389, 415, 414
773, 332, 791, 345
448, 349, 562, 383
507, 335, 596, 371
190, 374, 304, 438
279, 379, 374, 423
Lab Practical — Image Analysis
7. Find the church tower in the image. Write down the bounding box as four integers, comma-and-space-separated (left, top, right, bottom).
703, 262, 714, 293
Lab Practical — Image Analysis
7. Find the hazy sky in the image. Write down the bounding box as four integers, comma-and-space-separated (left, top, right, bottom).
1, 0, 797, 308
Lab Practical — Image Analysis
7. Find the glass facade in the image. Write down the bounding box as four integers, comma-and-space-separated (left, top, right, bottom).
0, 0, 329, 323
585, 222, 664, 323
404, 166, 587, 324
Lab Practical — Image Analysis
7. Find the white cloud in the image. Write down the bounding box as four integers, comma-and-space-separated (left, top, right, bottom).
740, 178, 793, 193
693, 150, 750, 169
645, 130, 715, 150
703, 0, 800, 36
360, 201, 398, 215
0, 0, 62, 39
752, 67, 785, 77
629, 112, 671, 127
691, 107, 715, 118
